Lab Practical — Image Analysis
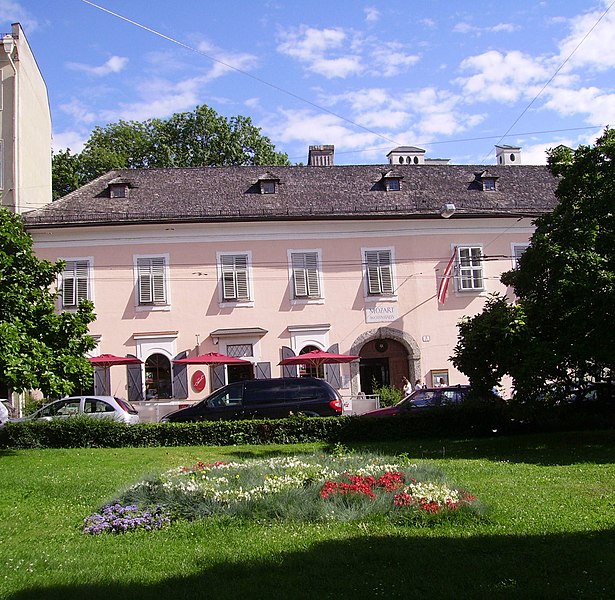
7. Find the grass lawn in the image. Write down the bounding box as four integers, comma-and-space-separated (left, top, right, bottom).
1, 430, 615, 599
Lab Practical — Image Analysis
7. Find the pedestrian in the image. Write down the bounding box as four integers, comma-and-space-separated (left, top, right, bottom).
401, 377, 412, 396
414, 379, 423, 391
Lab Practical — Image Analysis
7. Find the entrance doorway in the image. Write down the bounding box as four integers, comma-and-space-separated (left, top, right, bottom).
359, 357, 389, 394
145, 353, 172, 399
227, 363, 253, 383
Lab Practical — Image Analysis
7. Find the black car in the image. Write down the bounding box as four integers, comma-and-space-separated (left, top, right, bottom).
161, 377, 343, 422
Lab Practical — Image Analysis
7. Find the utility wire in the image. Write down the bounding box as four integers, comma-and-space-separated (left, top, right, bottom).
484, 0, 615, 161
79, 0, 401, 147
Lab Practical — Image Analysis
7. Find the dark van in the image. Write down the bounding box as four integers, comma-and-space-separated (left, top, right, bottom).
161, 377, 343, 422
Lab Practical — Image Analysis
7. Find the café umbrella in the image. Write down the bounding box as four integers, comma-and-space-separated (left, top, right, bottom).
87, 354, 143, 395
278, 349, 359, 367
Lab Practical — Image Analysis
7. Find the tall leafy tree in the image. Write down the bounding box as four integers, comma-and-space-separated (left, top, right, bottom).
0, 208, 97, 397
52, 105, 289, 197
452, 128, 615, 398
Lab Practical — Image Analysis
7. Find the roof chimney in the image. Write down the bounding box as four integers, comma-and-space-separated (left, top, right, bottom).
308, 145, 334, 166
495, 145, 521, 165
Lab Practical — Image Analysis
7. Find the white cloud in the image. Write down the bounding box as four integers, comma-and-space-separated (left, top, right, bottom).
370, 42, 420, 77
543, 86, 615, 124
453, 21, 519, 34
58, 98, 98, 125
51, 130, 88, 154
196, 40, 259, 81
66, 56, 128, 76
455, 50, 550, 103
0, 0, 38, 32
277, 26, 419, 79
364, 7, 380, 24
557, 2, 615, 72
277, 26, 362, 78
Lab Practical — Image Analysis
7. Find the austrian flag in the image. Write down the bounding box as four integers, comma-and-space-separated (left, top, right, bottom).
437, 248, 457, 304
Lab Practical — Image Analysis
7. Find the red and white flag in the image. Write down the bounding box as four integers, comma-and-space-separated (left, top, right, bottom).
437, 248, 457, 304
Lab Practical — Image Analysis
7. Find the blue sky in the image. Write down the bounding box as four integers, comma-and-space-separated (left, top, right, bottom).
3, 0, 614, 165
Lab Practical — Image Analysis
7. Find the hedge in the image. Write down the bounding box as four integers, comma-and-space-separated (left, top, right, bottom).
1, 402, 613, 449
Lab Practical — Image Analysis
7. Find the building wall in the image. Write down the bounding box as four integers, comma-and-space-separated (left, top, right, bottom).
31, 215, 532, 400
0, 23, 51, 213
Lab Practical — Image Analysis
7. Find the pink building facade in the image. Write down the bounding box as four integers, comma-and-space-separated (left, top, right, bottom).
24, 147, 557, 404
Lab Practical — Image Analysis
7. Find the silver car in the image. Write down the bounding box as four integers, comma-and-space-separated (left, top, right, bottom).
14, 396, 139, 424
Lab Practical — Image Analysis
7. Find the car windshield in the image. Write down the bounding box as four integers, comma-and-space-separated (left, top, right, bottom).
115, 397, 139, 414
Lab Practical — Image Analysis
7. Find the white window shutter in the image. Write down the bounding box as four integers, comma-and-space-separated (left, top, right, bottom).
62, 268, 76, 307
75, 261, 89, 302
366, 250, 392, 295
151, 257, 166, 303
221, 254, 249, 300
138, 261, 153, 304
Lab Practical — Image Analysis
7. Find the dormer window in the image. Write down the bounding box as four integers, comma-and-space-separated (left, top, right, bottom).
107, 177, 134, 199
257, 173, 280, 194
109, 183, 128, 198
474, 171, 498, 192
382, 170, 403, 192
261, 180, 276, 194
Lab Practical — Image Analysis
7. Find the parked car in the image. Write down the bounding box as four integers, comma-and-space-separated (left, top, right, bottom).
0, 399, 9, 428
161, 377, 343, 422
361, 385, 472, 417
11, 396, 140, 424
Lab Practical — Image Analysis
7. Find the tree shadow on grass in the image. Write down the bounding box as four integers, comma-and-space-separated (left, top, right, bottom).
7, 528, 615, 600
342, 428, 615, 467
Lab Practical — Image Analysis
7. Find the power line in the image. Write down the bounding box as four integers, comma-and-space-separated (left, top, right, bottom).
79, 0, 401, 147
484, 0, 615, 162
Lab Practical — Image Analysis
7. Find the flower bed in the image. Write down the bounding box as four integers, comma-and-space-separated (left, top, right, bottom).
83, 452, 481, 534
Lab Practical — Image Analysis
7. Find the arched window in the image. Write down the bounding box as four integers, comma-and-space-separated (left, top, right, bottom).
299, 345, 324, 379
145, 353, 172, 399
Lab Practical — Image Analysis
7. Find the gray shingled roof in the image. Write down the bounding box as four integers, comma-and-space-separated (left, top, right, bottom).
23, 164, 559, 228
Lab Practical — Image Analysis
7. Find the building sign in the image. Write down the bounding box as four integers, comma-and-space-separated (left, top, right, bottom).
365, 304, 398, 323
191, 370, 206, 393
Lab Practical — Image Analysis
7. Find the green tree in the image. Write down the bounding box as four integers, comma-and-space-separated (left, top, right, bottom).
52, 105, 289, 197
0, 208, 97, 397
452, 128, 615, 398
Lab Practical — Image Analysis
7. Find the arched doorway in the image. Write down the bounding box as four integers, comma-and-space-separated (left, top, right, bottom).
298, 345, 324, 379
145, 353, 172, 399
359, 338, 409, 394
349, 327, 421, 396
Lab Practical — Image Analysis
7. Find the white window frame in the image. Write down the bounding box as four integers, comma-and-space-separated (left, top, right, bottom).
217, 251, 253, 307
362, 247, 397, 302
134, 254, 170, 310
60, 257, 93, 309
288, 249, 324, 304
456, 245, 484, 292
512, 243, 530, 269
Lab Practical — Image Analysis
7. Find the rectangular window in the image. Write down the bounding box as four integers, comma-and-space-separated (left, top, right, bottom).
62, 260, 90, 308
137, 257, 166, 305
365, 249, 394, 295
513, 244, 529, 269
457, 246, 484, 291
291, 251, 321, 299
220, 254, 250, 301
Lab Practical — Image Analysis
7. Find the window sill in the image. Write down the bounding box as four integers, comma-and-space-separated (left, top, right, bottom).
364, 295, 398, 303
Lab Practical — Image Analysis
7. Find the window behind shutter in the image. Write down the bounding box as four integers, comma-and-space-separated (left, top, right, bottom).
62, 260, 89, 308
138, 257, 166, 305
221, 254, 249, 301
366, 250, 393, 295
